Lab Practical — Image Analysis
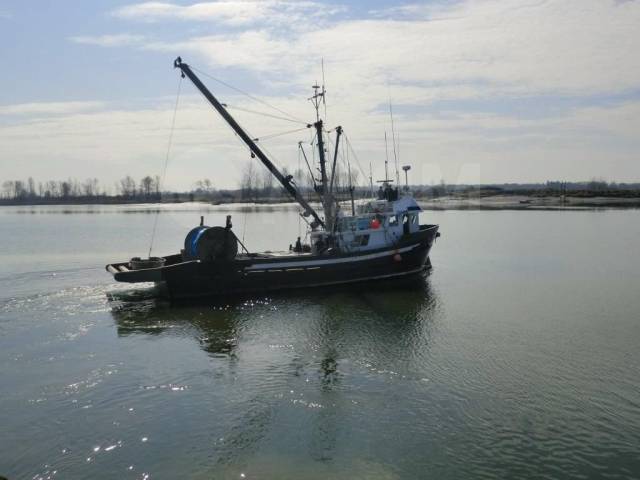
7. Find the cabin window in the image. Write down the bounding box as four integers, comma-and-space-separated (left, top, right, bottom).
402, 214, 411, 235
353, 234, 370, 246
339, 217, 356, 231
388, 215, 399, 226
357, 217, 370, 230
411, 215, 417, 225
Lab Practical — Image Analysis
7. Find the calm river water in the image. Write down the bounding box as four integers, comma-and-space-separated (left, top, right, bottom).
1, 203, 639, 479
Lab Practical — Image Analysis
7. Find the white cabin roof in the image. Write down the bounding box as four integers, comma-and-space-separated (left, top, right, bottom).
391, 196, 422, 214
353, 195, 421, 216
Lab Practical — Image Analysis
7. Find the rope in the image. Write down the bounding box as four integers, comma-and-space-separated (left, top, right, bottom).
253, 126, 310, 142
242, 211, 248, 247
299, 142, 316, 190
344, 134, 368, 186
148, 75, 182, 257
192, 66, 306, 124
224, 103, 308, 125
193, 91, 295, 185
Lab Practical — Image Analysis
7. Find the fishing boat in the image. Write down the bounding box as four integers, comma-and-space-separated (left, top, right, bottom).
106, 57, 440, 300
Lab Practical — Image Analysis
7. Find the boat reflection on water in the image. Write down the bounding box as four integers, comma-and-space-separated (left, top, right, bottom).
106, 276, 440, 474
108, 274, 439, 360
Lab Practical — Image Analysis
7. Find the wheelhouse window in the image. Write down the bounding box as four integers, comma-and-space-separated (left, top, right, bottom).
352, 234, 370, 246
339, 217, 356, 231
357, 217, 370, 230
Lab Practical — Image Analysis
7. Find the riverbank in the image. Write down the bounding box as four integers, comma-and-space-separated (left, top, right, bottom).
2, 194, 640, 210
416, 194, 640, 210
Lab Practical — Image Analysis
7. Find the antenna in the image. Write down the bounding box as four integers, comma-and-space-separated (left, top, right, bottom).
321, 58, 327, 124
389, 99, 400, 186
309, 82, 323, 122
384, 131, 390, 182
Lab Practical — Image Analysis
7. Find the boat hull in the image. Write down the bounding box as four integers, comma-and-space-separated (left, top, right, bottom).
107, 225, 439, 300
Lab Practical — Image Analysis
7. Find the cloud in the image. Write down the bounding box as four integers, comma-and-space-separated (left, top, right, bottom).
113, 1, 345, 27
69, 34, 145, 47
2, 93, 640, 189
29, 0, 640, 185
0, 101, 107, 116
144, 31, 296, 73
0, 95, 318, 190
126, 0, 640, 100
78, 0, 640, 102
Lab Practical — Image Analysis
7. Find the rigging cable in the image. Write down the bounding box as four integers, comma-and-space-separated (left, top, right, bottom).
185, 69, 309, 180
298, 142, 317, 190
192, 66, 306, 124
242, 210, 248, 247
223, 104, 308, 125
321, 58, 328, 126
148, 75, 182, 258
252, 126, 310, 142
343, 134, 368, 188
200, 98, 294, 187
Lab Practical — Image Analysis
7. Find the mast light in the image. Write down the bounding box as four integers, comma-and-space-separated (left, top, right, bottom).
402, 165, 411, 190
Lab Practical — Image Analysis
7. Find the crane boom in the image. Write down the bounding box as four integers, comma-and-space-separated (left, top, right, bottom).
173, 57, 325, 229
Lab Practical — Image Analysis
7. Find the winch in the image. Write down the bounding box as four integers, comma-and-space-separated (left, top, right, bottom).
183, 215, 238, 261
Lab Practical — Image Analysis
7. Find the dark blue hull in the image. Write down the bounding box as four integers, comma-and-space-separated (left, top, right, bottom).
107, 225, 439, 300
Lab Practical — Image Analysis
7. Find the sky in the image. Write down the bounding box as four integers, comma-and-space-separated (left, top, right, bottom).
1, 0, 639, 191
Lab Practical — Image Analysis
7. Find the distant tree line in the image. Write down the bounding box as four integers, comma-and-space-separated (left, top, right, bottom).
2, 170, 640, 206
411, 178, 640, 199
1, 175, 162, 203
237, 161, 361, 201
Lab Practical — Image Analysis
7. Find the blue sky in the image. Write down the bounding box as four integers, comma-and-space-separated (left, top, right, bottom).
1, 0, 640, 191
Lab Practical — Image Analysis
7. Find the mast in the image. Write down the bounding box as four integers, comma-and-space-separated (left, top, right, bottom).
310, 83, 335, 231
328, 126, 342, 195
174, 57, 325, 229
347, 155, 355, 216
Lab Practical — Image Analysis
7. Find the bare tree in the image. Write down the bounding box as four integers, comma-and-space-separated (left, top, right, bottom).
82, 178, 99, 197
240, 162, 258, 200
45, 181, 58, 198
27, 177, 36, 198
154, 175, 161, 198
119, 176, 136, 198
260, 168, 274, 197
2, 181, 14, 199
61, 181, 71, 199
140, 176, 154, 197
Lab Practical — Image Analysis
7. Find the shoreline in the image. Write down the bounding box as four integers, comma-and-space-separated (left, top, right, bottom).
416, 195, 640, 210
1, 194, 639, 210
